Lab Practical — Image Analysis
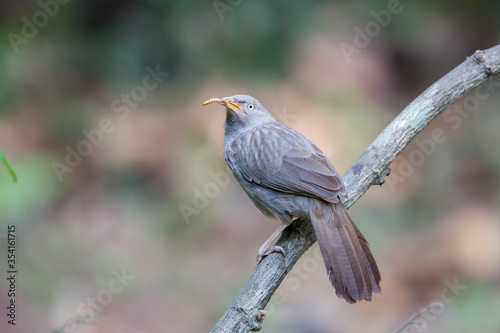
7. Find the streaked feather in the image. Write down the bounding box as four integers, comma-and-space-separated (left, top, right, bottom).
228, 122, 346, 203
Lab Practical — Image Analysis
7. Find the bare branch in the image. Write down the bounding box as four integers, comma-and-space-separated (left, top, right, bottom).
211, 45, 500, 333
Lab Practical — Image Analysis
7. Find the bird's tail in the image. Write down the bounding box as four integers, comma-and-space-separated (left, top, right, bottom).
310, 199, 381, 303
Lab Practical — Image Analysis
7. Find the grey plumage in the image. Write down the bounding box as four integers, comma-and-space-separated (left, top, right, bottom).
207, 94, 381, 303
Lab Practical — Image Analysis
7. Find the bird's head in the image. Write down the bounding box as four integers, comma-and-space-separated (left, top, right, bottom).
202, 95, 274, 129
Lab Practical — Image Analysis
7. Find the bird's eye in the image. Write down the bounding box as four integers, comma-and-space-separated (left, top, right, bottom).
248, 104, 254, 110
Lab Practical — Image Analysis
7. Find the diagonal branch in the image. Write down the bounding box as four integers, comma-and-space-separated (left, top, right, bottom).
211, 45, 500, 333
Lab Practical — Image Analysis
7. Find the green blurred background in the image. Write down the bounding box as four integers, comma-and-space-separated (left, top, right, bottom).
1, 0, 500, 332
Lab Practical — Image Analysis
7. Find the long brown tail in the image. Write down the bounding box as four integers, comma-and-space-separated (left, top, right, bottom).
310, 199, 381, 303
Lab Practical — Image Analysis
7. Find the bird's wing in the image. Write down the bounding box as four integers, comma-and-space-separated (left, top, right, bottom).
228, 123, 346, 203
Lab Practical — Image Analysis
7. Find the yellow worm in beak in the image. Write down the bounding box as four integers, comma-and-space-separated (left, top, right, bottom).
202, 98, 221, 106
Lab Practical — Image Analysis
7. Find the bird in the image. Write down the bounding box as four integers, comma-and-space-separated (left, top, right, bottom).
203, 94, 381, 303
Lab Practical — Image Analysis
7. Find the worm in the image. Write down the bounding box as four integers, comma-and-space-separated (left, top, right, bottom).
202, 98, 221, 106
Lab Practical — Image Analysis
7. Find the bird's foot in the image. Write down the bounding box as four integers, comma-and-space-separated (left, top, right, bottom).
256, 245, 285, 267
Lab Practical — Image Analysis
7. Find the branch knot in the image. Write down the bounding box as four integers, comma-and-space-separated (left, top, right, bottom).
473, 49, 495, 76
371, 167, 391, 186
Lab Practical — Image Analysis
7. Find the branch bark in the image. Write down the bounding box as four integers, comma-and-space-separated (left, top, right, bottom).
211, 45, 500, 333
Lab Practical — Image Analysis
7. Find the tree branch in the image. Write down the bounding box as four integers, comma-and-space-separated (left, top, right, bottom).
211, 45, 500, 333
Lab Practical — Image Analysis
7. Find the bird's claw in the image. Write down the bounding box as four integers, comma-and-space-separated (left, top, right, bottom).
256, 245, 285, 267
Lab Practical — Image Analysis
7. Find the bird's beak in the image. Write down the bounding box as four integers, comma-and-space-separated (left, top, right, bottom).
202, 97, 244, 114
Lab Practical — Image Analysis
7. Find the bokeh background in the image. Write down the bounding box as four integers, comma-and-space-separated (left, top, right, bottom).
1, 1, 500, 332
